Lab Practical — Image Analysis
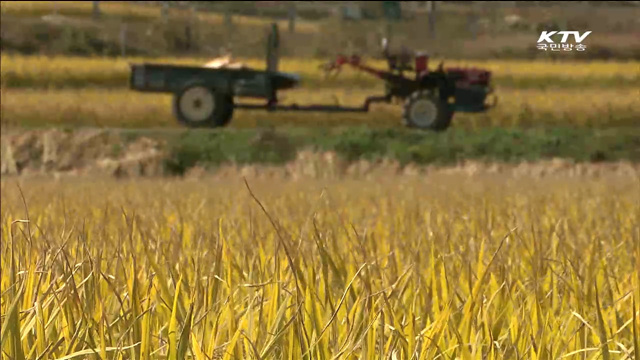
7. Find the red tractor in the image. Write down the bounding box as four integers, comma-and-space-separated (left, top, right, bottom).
319, 38, 498, 131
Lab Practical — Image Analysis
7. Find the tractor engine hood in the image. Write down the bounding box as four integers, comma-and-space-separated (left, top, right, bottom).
444, 67, 492, 87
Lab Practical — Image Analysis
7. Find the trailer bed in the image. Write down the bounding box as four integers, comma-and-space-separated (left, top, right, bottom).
129, 63, 301, 99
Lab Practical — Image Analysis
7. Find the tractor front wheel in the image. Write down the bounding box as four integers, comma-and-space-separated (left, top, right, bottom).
173, 84, 234, 128
402, 90, 453, 131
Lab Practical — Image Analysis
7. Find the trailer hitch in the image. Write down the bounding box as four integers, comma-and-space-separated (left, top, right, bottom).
235, 94, 391, 113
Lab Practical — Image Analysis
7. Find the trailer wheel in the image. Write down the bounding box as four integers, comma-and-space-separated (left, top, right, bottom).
402, 91, 453, 131
173, 85, 234, 128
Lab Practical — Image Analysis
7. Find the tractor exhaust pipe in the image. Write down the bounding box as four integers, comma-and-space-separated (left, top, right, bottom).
266, 23, 280, 73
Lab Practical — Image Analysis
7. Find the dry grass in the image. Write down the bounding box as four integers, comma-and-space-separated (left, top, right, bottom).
1, 87, 638, 129
2, 1, 639, 60
1, 173, 638, 359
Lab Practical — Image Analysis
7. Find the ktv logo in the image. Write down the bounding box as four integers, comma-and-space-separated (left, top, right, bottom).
537, 31, 592, 44
537, 31, 591, 52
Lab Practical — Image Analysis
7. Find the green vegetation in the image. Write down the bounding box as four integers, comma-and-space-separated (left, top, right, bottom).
149, 126, 640, 174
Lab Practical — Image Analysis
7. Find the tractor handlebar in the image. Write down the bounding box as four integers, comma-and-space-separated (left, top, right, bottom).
319, 54, 362, 78
327, 54, 362, 68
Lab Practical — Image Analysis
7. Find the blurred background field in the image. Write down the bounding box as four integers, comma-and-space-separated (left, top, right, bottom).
0, 1, 639, 169
2, 1, 640, 60
1, 53, 638, 129
1, 1, 639, 131
2, 54, 640, 89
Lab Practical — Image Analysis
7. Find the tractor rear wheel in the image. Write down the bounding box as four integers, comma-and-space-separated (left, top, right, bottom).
173, 84, 234, 128
402, 90, 453, 131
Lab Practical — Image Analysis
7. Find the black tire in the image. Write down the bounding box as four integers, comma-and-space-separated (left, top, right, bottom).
173, 84, 234, 128
402, 90, 453, 131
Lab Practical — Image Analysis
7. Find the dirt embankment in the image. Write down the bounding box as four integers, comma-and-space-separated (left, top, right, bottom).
1, 129, 165, 178
2, 128, 639, 180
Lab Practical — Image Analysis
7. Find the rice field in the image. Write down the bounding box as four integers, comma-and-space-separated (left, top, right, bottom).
1, 53, 638, 129
2, 87, 638, 129
1, 172, 639, 359
2, 54, 639, 90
